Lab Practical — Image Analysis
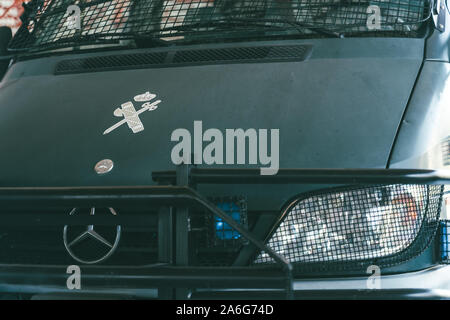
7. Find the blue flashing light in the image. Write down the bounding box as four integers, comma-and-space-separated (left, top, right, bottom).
441, 221, 450, 261
215, 202, 241, 240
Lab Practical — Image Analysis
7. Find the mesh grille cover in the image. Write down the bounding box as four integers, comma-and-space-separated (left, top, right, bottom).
55, 51, 167, 73
9, 0, 431, 52
54, 44, 312, 74
255, 184, 443, 271
172, 44, 311, 63
190, 196, 248, 267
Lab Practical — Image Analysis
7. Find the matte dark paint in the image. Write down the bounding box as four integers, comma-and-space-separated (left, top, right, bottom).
0, 38, 423, 190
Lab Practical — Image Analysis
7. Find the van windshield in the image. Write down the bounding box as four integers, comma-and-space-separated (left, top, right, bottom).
8, 0, 431, 53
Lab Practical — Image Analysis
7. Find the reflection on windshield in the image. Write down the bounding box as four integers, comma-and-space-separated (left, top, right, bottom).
8, 0, 431, 52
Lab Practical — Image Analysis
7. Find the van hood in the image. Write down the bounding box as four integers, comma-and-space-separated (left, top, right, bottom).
0, 38, 424, 187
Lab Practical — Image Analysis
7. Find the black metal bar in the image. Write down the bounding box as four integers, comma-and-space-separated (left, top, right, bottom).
175, 165, 191, 299
153, 168, 450, 185
158, 206, 174, 299
0, 186, 201, 209
0, 213, 156, 226
158, 207, 173, 264
0, 265, 288, 289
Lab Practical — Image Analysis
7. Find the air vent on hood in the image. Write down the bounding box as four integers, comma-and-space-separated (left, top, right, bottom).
54, 45, 312, 75
55, 51, 168, 75
172, 45, 312, 64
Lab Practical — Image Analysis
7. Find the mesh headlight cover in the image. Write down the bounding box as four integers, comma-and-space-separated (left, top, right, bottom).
255, 185, 443, 268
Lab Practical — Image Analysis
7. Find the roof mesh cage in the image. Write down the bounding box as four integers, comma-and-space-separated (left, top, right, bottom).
9, 0, 432, 52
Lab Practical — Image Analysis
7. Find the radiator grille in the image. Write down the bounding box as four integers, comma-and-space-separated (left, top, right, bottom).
0, 200, 249, 267
0, 207, 159, 266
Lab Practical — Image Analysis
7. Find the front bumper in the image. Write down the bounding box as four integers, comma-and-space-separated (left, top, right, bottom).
1, 166, 450, 299
2, 264, 450, 299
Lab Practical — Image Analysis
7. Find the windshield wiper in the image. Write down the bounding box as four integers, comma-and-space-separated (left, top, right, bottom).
66, 32, 174, 48
163, 18, 343, 38
119, 34, 173, 48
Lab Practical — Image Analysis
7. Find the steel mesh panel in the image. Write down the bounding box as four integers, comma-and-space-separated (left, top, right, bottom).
255, 184, 443, 270
207, 196, 248, 246
191, 196, 248, 266
9, 0, 431, 52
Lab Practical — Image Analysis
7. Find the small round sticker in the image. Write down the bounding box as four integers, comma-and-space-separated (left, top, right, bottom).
95, 159, 114, 174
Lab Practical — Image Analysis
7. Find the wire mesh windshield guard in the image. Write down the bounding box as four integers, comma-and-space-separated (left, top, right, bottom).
9, 0, 432, 52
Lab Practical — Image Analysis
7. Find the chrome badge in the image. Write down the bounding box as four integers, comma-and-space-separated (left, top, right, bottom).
103, 91, 162, 135
63, 207, 121, 264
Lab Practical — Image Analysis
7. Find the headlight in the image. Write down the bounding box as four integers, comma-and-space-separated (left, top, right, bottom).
255, 185, 443, 269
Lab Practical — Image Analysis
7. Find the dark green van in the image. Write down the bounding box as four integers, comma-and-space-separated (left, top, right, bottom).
0, 0, 450, 300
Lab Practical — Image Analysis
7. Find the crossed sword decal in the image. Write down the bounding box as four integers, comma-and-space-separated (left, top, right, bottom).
103, 91, 162, 135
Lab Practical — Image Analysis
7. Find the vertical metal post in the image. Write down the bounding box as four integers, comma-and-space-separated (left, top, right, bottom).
175, 164, 191, 299
157, 206, 174, 299
158, 206, 174, 263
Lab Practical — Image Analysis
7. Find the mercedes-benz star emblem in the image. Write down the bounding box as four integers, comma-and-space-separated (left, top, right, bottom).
63, 207, 121, 264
